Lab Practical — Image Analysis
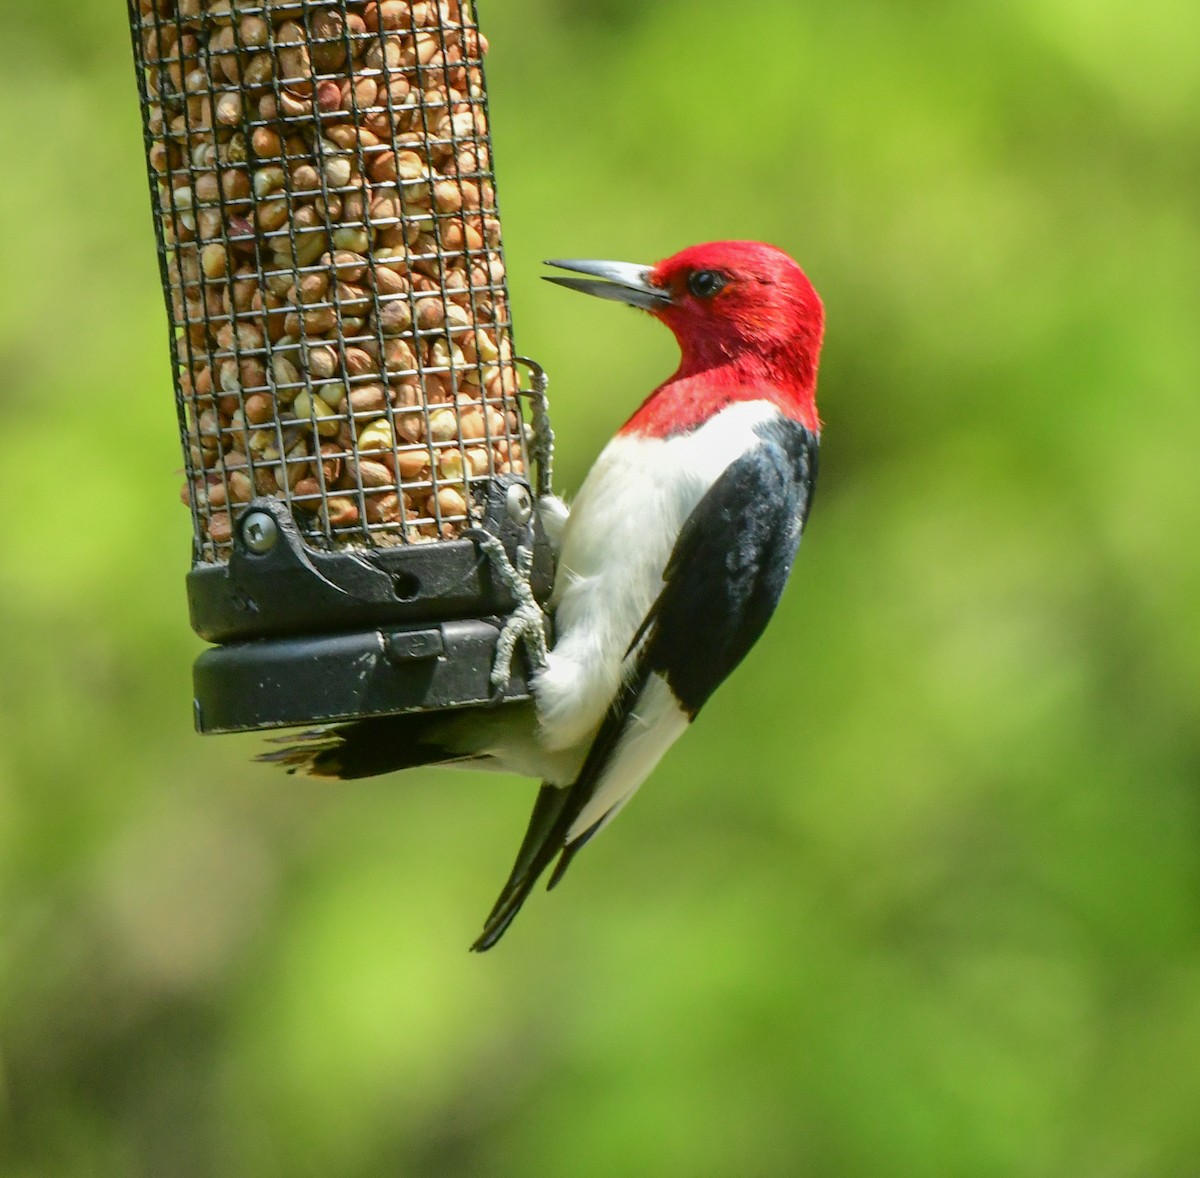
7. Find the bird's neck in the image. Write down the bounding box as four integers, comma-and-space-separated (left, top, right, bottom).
622, 346, 820, 439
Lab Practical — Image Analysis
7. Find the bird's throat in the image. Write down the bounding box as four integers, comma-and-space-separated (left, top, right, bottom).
622, 354, 819, 439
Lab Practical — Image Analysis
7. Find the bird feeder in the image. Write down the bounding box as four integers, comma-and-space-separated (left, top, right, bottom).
126, 0, 554, 734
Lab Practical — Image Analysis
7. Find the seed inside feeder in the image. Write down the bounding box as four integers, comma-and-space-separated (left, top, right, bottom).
133, 0, 527, 559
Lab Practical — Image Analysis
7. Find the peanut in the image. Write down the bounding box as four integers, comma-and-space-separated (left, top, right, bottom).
305, 345, 339, 381
427, 408, 459, 444
364, 492, 402, 525
326, 497, 360, 528
227, 470, 255, 503
357, 419, 395, 452
292, 390, 341, 438
353, 459, 395, 490
347, 384, 388, 416
429, 486, 468, 519
244, 392, 274, 425
395, 446, 432, 479
208, 511, 234, 544
437, 446, 469, 483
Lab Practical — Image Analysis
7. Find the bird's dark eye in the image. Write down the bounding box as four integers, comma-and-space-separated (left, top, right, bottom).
687, 269, 727, 299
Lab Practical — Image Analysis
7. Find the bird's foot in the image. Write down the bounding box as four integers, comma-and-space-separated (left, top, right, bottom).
471, 530, 549, 692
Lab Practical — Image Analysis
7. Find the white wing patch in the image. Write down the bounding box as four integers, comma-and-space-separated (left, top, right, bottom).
565, 674, 689, 842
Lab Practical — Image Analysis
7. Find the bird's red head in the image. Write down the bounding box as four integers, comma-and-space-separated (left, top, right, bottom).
546, 241, 824, 435
648, 241, 824, 367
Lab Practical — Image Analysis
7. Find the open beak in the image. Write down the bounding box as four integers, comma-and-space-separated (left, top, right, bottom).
543, 258, 672, 310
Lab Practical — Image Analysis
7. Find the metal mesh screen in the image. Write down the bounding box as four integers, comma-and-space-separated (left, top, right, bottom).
129, 0, 526, 561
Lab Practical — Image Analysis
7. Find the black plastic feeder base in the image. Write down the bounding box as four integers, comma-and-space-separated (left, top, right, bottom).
187, 477, 553, 734
193, 616, 530, 735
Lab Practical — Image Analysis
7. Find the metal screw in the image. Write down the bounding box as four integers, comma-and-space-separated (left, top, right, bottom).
241, 510, 278, 554
505, 482, 532, 526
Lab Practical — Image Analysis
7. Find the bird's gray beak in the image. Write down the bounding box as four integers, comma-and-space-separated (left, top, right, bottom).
543, 259, 671, 310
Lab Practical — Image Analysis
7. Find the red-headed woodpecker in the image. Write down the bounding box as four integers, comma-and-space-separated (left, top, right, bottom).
265, 241, 825, 950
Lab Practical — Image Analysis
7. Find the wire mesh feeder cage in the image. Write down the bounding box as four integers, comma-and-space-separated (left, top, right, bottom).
128, 0, 555, 734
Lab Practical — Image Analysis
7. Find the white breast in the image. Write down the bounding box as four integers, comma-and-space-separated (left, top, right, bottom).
532, 399, 778, 752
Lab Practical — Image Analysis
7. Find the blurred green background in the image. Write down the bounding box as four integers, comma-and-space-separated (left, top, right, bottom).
2, 1, 1198, 1174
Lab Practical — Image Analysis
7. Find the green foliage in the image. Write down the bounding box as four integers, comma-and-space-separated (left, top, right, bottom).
1, 1, 1198, 1174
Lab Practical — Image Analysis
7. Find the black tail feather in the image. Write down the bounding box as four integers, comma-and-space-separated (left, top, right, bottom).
545, 816, 605, 891
255, 712, 463, 780
471, 783, 573, 952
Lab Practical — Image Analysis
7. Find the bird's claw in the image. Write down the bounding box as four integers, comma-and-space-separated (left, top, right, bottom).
465, 359, 553, 693
470, 529, 549, 692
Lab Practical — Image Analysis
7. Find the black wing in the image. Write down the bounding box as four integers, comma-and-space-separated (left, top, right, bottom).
471, 418, 818, 951
641, 416, 818, 717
